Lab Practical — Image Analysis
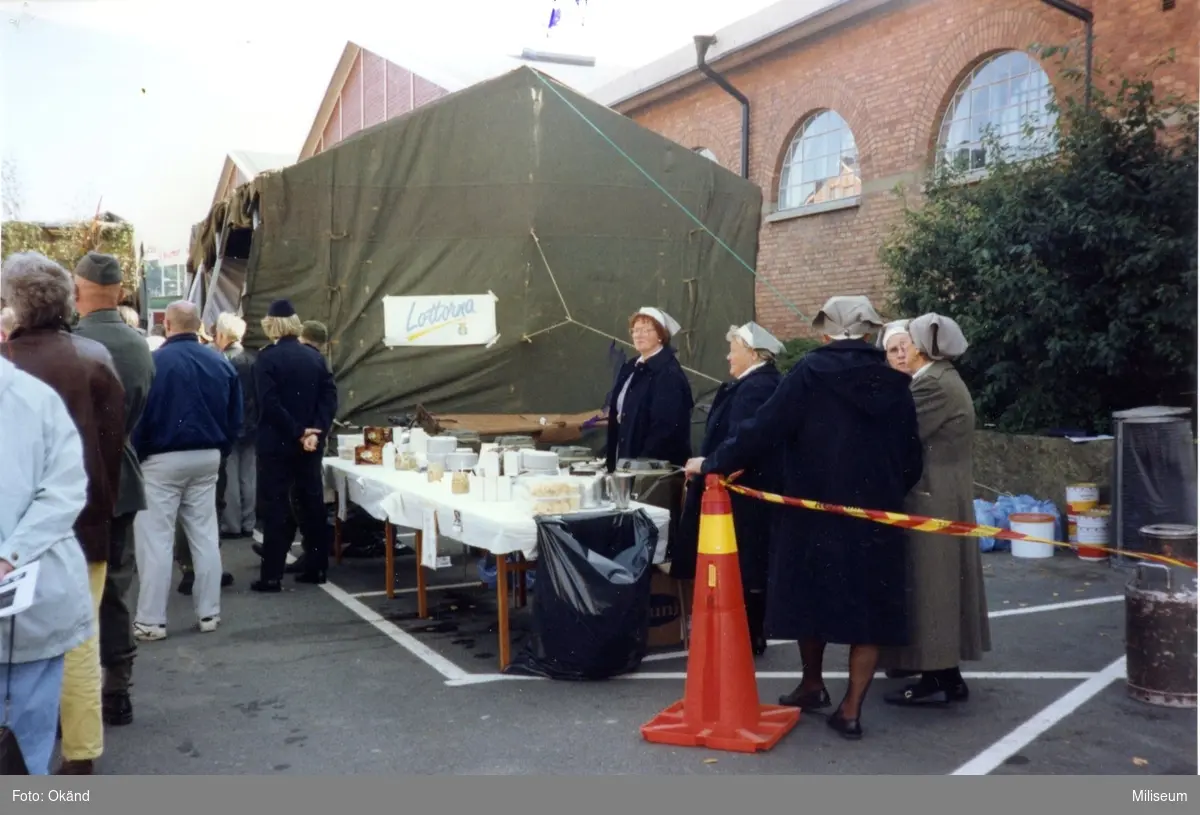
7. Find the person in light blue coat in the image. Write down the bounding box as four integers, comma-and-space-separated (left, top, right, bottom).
0, 352, 92, 775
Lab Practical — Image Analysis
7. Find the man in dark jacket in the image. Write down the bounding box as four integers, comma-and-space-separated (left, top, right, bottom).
2, 251, 127, 775
252, 300, 338, 592
685, 295, 923, 741
72, 252, 155, 729
131, 301, 242, 641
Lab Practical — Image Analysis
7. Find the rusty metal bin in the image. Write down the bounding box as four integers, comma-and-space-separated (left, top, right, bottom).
1139, 523, 1198, 563
1124, 562, 1198, 708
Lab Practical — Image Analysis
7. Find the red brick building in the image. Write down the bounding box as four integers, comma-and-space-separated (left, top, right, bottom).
590, 0, 1198, 338
299, 41, 628, 160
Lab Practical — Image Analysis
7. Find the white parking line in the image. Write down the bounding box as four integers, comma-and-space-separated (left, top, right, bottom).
349, 582, 481, 599
641, 596, 1126, 663
950, 656, 1126, 776
320, 582, 468, 682
988, 595, 1123, 618
445, 670, 1100, 686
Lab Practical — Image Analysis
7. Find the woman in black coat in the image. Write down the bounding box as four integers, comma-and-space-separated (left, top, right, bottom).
674, 322, 784, 655
685, 295, 923, 741
604, 307, 694, 471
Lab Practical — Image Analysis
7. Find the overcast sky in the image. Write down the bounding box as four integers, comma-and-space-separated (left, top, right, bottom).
1, 0, 783, 250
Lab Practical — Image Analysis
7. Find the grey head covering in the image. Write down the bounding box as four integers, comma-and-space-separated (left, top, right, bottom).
811, 295, 885, 340
908, 313, 969, 361
729, 321, 785, 355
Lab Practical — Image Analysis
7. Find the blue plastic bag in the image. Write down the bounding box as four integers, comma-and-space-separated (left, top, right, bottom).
476, 554, 536, 592
975, 494, 1063, 553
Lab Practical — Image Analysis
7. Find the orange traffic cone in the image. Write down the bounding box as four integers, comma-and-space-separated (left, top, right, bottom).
640, 474, 800, 753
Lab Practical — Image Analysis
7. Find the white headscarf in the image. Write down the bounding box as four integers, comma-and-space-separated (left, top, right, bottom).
635, 307, 681, 338
880, 319, 911, 349
811, 295, 885, 340
908, 313, 968, 361
728, 321, 785, 355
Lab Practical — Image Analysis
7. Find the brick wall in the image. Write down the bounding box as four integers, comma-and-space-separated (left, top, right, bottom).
619, 0, 1198, 339
313, 48, 451, 156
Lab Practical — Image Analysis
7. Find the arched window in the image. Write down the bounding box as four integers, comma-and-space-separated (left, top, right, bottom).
778, 110, 861, 212
937, 50, 1057, 173
694, 147, 718, 163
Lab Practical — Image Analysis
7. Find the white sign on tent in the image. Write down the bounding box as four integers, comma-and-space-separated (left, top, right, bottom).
382, 292, 499, 347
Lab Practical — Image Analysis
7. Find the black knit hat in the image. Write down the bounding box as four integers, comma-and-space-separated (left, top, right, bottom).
266, 299, 296, 318
74, 252, 123, 286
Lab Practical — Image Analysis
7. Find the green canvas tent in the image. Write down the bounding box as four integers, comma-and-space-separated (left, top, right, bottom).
190, 66, 762, 429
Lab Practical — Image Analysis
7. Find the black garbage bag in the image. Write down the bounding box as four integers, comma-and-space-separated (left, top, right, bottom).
505, 509, 658, 680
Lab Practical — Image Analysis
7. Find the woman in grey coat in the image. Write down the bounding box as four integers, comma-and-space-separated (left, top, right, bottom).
879, 313, 991, 706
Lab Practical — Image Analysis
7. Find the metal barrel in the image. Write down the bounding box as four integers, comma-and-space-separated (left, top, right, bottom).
1124, 563, 1198, 708
1139, 523, 1198, 563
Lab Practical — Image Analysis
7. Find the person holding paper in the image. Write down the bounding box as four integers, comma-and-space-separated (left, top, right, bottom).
604, 307, 694, 472
2, 252, 127, 775
0, 353, 93, 776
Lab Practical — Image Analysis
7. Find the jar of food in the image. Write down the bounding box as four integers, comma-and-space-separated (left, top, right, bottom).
427, 462, 445, 483
451, 471, 470, 495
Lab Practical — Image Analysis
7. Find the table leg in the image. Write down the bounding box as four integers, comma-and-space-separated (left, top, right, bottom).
496, 555, 511, 670
384, 522, 395, 600
516, 554, 528, 608
333, 515, 343, 565
414, 530, 429, 619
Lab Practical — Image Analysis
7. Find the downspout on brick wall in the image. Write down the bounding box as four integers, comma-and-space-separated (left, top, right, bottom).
693, 35, 750, 179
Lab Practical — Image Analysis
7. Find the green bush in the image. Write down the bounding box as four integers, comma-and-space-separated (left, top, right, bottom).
776, 336, 823, 374
881, 48, 1197, 434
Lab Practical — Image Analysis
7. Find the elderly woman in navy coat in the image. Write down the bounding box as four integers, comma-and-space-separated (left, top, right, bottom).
685, 295, 922, 740
604, 307, 694, 472
673, 322, 783, 655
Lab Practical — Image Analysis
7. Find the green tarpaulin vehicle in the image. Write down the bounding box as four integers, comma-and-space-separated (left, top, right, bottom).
188, 67, 763, 430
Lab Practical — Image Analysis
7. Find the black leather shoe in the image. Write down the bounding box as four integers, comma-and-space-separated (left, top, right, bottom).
885, 670, 968, 706
826, 710, 863, 740
103, 692, 133, 726
177, 571, 194, 596
285, 557, 309, 575
778, 684, 832, 711
252, 543, 265, 558
221, 572, 234, 588
294, 571, 327, 585
250, 579, 282, 593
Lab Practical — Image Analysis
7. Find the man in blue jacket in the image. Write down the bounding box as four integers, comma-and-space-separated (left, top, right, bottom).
251, 299, 338, 592
130, 301, 242, 641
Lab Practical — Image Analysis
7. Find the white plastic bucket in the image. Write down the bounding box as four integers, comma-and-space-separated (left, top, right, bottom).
1075, 508, 1110, 561
1010, 512, 1057, 559
1066, 483, 1099, 543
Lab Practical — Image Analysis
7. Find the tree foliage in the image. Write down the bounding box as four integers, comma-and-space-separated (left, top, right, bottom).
881, 48, 1197, 434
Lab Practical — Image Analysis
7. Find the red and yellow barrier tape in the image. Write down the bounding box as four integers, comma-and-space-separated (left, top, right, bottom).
719, 474, 1198, 571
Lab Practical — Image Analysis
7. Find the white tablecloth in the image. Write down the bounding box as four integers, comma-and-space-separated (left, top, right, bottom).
322, 458, 670, 562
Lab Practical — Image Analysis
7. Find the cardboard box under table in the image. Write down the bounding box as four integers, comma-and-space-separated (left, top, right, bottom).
322, 458, 671, 669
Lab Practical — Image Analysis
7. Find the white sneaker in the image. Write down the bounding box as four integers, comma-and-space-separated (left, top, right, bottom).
198, 616, 220, 633
134, 622, 167, 642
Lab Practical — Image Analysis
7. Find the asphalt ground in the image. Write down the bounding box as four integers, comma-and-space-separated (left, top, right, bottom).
95, 531, 1197, 775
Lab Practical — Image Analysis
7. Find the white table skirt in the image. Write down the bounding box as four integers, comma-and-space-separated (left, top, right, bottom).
322, 458, 670, 562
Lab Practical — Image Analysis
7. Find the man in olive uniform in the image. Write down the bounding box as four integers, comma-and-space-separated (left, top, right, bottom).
72, 252, 155, 728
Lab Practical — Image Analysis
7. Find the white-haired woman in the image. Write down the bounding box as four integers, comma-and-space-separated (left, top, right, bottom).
880, 319, 913, 375
214, 312, 258, 538
674, 322, 783, 654
879, 312, 990, 706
